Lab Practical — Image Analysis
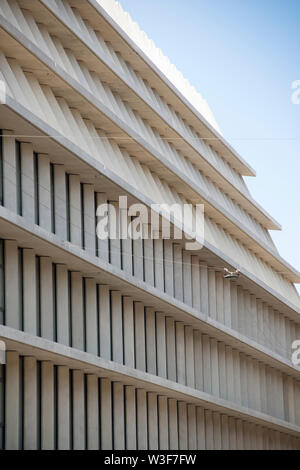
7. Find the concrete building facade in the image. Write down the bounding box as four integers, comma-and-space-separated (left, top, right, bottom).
0, 0, 300, 450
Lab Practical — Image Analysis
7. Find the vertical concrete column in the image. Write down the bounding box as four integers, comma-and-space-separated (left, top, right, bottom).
225, 346, 234, 402
100, 378, 112, 450
163, 240, 174, 297
274, 430, 281, 450
24, 357, 38, 450
230, 283, 238, 330
244, 292, 251, 338
23, 249, 37, 335
98, 285, 111, 360
134, 302, 146, 372
95, 193, 109, 262
191, 256, 200, 311
178, 402, 188, 450
240, 353, 248, 407
210, 339, 220, 397
183, 251, 192, 306
111, 291, 123, 364
40, 257, 54, 340
218, 342, 227, 399
109, 201, 121, 269
83, 184, 96, 256
71, 272, 84, 350
166, 317, 176, 381
156, 312, 167, 378
123, 297, 135, 368
233, 350, 241, 405
56, 264, 70, 346
256, 300, 264, 346
137, 389, 147, 450
158, 396, 168, 450
193, 330, 203, 391
294, 381, 300, 425
265, 366, 272, 416
185, 326, 195, 388
53, 165, 67, 240
284, 432, 292, 450
196, 407, 205, 450
85, 278, 98, 355
202, 335, 211, 394
284, 376, 295, 423
133, 237, 143, 281
168, 399, 178, 450
144, 236, 154, 286
204, 410, 214, 450
175, 322, 185, 385
86, 375, 99, 450
4, 240, 20, 329
37, 155, 51, 231
249, 423, 257, 449
5, 351, 20, 449
173, 245, 183, 302
208, 268, 216, 320
236, 420, 244, 449
259, 362, 267, 413
146, 307, 156, 375
57, 365, 70, 450
3, 130, 17, 212
21, 142, 35, 223
121, 210, 132, 275
273, 311, 280, 356
279, 433, 286, 450
72, 370, 85, 450
285, 318, 292, 359
263, 303, 270, 348
277, 314, 286, 358
187, 405, 197, 450
223, 278, 231, 328
268, 307, 275, 352
69, 174, 82, 246
221, 415, 229, 450
245, 356, 254, 409
275, 370, 284, 420
147, 392, 158, 450
259, 426, 267, 450
252, 359, 261, 412
41, 362, 54, 450
237, 287, 244, 334
250, 295, 258, 342
213, 412, 222, 450
154, 239, 164, 290
228, 417, 237, 450
113, 382, 125, 450
216, 272, 224, 324
125, 386, 136, 450
199, 262, 209, 315
243, 422, 251, 450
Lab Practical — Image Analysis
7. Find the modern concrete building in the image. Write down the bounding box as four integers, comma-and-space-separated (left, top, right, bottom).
0, 0, 299, 450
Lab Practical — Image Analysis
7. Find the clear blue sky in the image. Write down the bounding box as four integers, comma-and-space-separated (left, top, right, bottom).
120, 0, 300, 286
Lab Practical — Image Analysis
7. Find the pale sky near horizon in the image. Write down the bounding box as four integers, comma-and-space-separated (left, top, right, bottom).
120, 0, 300, 290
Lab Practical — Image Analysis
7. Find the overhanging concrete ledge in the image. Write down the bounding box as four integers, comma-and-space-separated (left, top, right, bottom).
0, 205, 300, 380
1, 324, 300, 437
1, 96, 299, 290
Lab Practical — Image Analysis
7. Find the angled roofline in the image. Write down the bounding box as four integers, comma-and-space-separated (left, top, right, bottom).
23, 0, 281, 230
85, 0, 256, 177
